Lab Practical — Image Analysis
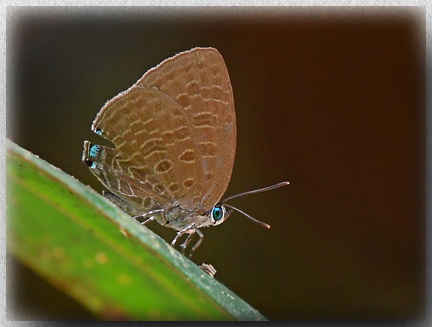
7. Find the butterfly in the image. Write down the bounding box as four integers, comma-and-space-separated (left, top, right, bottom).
82, 47, 288, 258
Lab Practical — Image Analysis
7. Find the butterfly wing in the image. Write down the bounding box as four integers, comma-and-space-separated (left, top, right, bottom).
136, 47, 236, 211
85, 86, 205, 212
83, 48, 236, 214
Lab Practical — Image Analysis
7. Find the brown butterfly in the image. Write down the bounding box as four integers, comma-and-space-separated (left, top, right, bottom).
82, 47, 288, 257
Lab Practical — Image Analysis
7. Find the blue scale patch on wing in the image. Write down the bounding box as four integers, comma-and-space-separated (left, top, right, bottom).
82, 141, 103, 170
89, 144, 101, 158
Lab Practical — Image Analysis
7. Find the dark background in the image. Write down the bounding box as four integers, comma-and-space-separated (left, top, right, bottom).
7, 7, 425, 321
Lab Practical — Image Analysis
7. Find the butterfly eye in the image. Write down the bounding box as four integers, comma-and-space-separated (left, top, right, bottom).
210, 205, 225, 225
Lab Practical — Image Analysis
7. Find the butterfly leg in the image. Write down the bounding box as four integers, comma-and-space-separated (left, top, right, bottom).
180, 233, 195, 254
171, 223, 195, 248
188, 227, 203, 258
140, 216, 155, 225
171, 224, 204, 258
133, 209, 164, 225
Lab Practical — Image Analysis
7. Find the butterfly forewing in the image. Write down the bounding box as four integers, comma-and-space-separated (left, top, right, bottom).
136, 48, 236, 211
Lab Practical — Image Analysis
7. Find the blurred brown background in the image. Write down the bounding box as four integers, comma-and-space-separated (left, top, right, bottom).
7, 7, 424, 321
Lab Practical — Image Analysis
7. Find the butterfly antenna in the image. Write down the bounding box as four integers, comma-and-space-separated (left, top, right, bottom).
223, 204, 271, 229
221, 181, 289, 229
222, 181, 289, 203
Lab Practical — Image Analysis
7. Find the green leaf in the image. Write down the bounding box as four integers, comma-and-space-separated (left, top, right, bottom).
7, 140, 267, 321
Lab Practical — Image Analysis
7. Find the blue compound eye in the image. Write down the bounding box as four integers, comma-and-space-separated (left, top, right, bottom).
211, 205, 224, 222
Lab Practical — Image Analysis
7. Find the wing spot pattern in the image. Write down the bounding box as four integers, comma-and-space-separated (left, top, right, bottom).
172, 107, 183, 117
199, 142, 217, 157
130, 119, 142, 128
177, 93, 190, 107
161, 130, 176, 146
183, 178, 194, 189
173, 126, 191, 141
144, 150, 167, 160
142, 117, 154, 124
192, 112, 217, 127
132, 117, 154, 136
169, 183, 179, 192
201, 85, 223, 99
139, 138, 166, 157
179, 149, 195, 163
186, 80, 200, 94
134, 129, 147, 136
154, 159, 173, 173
